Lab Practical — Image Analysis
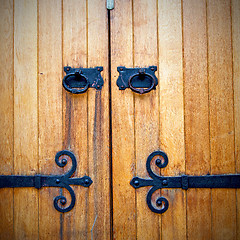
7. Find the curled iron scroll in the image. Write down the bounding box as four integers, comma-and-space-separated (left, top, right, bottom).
53, 150, 92, 213
130, 151, 169, 214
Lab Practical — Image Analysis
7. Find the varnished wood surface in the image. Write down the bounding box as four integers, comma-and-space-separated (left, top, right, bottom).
13, 1, 38, 239
111, 0, 238, 239
158, 1, 186, 239
38, 0, 62, 239
133, 1, 160, 239
62, 0, 89, 238
208, 1, 236, 239
0, 0, 14, 239
87, 0, 110, 239
0, 0, 239, 239
183, 0, 211, 239
111, 0, 136, 239
232, 0, 240, 238
0, 0, 110, 239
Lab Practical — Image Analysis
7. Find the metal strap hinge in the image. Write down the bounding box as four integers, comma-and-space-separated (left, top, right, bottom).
130, 151, 240, 214
0, 150, 92, 213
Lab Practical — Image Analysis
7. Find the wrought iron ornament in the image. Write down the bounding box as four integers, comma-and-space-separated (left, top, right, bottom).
63, 66, 104, 94
0, 150, 92, 213
130, 151, 240, 214
117, 66, 158, 94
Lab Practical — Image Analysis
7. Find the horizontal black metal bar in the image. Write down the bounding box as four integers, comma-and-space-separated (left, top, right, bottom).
0, 150, 92, 213
131, 174, 240, 190
0, 176, 36, 188
130, 151, 240, 214
0, 175, 92, 189
188, 174, 240, 189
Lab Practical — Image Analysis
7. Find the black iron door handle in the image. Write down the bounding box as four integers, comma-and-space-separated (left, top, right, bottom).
62, 66, 104, 94
63, 70, 90, 94
128, 69, 156, 94
0, 150, 92, 213
117, 66, 158, 94
130, 151, 240, 214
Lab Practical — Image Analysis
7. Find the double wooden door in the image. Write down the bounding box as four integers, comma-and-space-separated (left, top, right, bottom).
0, 0, 239, 239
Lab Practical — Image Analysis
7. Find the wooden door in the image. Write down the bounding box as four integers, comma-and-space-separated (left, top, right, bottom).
0, 1, 240, 240
0, 0, 110, 239
111, 0, 240, 240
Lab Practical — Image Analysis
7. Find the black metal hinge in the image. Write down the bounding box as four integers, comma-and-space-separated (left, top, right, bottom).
130, 151, 240, 214
0, 150, 92, 213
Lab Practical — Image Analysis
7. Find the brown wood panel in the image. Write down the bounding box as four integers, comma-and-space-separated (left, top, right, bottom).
14, 0, 38, 239
183, 0, 211, 239
62, 0, 88, 238
133, 1, 160, 239
111, 0, 136, 239
0, 0, 14, 239
87, 0, 110, 239
207, 0, 236, 239
158, 1, 186, 239
38, 0, 62, 239
232, 0, 240, 238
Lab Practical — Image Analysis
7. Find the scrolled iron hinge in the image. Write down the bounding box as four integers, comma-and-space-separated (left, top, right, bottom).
130, 151, 240, 214
0, 150, 92, 213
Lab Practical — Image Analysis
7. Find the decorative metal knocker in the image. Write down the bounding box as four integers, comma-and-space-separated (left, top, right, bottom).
62, 66, 104, 94
0, 150, 92, 213
130, 151, 240, 214
117, 66, 158, 94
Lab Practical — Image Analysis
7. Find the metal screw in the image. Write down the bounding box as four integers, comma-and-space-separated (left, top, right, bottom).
97, 67, 101, 71
121, 85, 124, 88
156, 199, 162, 207
75, 70, 82, 75
97, 85, 100, 89
56, 179, 60, 184
139, 68, 145, 75
61, 158, 67, 165
134, 180, 139, 186
162, 180, 168, 186
120, 68, 123, 71
155, 158, 162, 166
151, 67, 155, 71
84, 178, 90, 185
60, 199, 66, 205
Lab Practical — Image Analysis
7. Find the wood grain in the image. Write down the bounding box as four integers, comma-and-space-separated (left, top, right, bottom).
111, 0, 136, 239
183, 0, 211, 239
62, 0, 88, 238
158, 1, 186, 239
207, 0, 236, 239
38, 0, 62, 239
87, 0, 110, 239
133, 0, 160, 239
232, 0, 240, 238
14, 0, 38, 239
0, 0, 14, 239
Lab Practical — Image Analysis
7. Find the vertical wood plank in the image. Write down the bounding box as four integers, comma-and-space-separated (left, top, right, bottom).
158, 1, 186, 239
133, 0, 160, 239
0, 0, 14, 239
62, 0, 88, 238
87, 0, 110, 239
38, 0, 62, 239
207, 0, 236, 239
232, 0, 240, 238
14, 0, 38, 239
111, 0, 136, 239
183, 0, 211, 239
